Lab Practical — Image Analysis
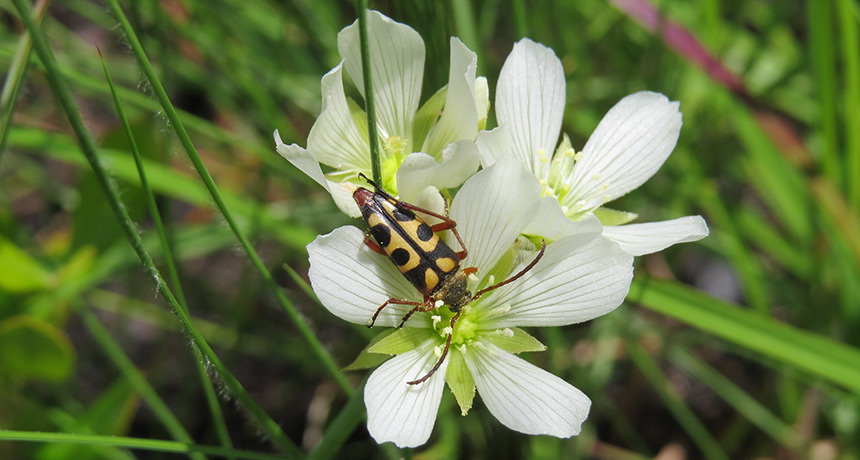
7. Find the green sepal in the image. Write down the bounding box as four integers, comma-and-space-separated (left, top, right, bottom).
445, 348, 475, 416
367, 327, 436, 355
482, 327, 547, 353
411, 86, 448, 155
342, 329, 395, 371
593, 207, 638, 226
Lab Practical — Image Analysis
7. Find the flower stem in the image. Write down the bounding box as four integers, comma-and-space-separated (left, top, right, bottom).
356, 0, 383, 186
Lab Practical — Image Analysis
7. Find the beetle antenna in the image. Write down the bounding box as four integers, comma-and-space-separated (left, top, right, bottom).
407, 311, 460, 385
472, 240, 546, 301
357, 173, 396, 199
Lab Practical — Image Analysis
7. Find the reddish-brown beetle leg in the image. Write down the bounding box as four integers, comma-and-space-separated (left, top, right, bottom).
367, 297, 425, 328
363, 234, 386, 255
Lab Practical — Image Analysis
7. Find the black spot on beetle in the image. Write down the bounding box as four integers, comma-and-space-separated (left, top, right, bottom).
370, 225, 391, 247
416, 223, 433, 241
391, 248, 411, 266
393, 208, 416, 222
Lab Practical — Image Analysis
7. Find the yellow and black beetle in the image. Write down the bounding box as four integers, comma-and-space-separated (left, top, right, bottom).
353, 175, 547, 384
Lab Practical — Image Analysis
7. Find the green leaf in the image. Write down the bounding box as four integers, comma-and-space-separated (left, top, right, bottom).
481, 327, 546, 354
593, 207, 639, 226
343, 329, 396, 371
629, 278, 860, 395
368, 327, 436, 355
0, 237, 54, 292
0, 315, 74, 381
445, 349, 475, 416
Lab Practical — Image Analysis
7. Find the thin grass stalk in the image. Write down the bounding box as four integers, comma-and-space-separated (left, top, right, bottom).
0, 0, 50, 160
98, 50, 234, 458
9, 0, 300, 453
837, 0, 860, 210
808, 0, 841, 187
626, 341, 730, 460
668, 346, 804, 450
103, 0, 353, 395
0, 430, 286, 460
356, 0, 382, 185
78, 307, 206, 460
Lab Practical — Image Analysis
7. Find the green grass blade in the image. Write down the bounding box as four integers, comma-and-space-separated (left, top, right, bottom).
0, 430, 285, 460
838, 0, 860, 209
103, 0, 353, 396
98, 48, 233, 457
629, 278, 860, 394
626, 341, 730, 460
0, 0, 49, 160
78, 307, 206, 460
808, 0, 841, 188
9, 0, 301, 453
668, 346, 804, 450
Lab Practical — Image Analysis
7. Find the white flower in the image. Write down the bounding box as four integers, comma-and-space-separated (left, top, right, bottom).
478, 38, 709, 256
274, 10, 487, 217
307, 160, 634, 447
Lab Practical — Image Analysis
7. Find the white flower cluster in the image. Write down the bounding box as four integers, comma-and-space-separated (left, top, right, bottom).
275, 10, 708, 448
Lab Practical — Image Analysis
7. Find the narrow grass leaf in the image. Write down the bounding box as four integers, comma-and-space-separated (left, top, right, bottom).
629, 277, 860, 395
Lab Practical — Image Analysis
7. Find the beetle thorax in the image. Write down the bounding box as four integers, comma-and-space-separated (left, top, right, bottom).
431, 269, 472, 311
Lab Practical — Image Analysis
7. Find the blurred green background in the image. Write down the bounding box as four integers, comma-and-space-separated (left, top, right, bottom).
2, 0, 860, 458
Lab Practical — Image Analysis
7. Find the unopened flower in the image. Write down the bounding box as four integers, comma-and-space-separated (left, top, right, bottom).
274, 10, 487, 217
307, 160, 633, 447
479, 39, 708, 255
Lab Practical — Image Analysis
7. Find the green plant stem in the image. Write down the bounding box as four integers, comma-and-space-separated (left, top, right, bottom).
355, 0, 382, 186
103, 0, 352, 396
0, 0, 49, 160
0, 430, 284, 460
98, 49, 234, 458
10, 0, 300, 454
78, 308, 206, 460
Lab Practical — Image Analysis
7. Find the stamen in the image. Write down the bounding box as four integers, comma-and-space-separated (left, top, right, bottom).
433, 345, 444, 358
592, 173, 602, 181
434, 300, 445, 308
431, 315, 442, 326
502, 328, 514, 337
537, 148, 548, 163
467, 273, 479, 283
442, 326, 453, 335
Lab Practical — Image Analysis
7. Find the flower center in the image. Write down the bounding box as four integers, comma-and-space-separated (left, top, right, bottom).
433, 306, 477, 345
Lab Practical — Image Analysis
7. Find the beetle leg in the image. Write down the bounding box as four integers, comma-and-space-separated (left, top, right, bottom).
472, 240, 547, 300
363, 234, 386, 255
397, 296, 435, 328
407, 311, 460, 385
367, 297, 425, 328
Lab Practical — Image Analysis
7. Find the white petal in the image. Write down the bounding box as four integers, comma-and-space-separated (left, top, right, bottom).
495, 38, 566, 176
475, 126, 510, 168
421, 37, 479, 156
365, 341, 448, 447
476, 234, 633, 328
522, 197, 603, 241
338, 10, 424, 142
450, 159, 540, 276
274, 130, 329, 190
306, 64, 371, 171
602, 215, 709, 256
307, 226, 429, 327
396, 141, 480, 203
566, 92, 682, 210
463, 342, 590, 437
275, 132, 362, 218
